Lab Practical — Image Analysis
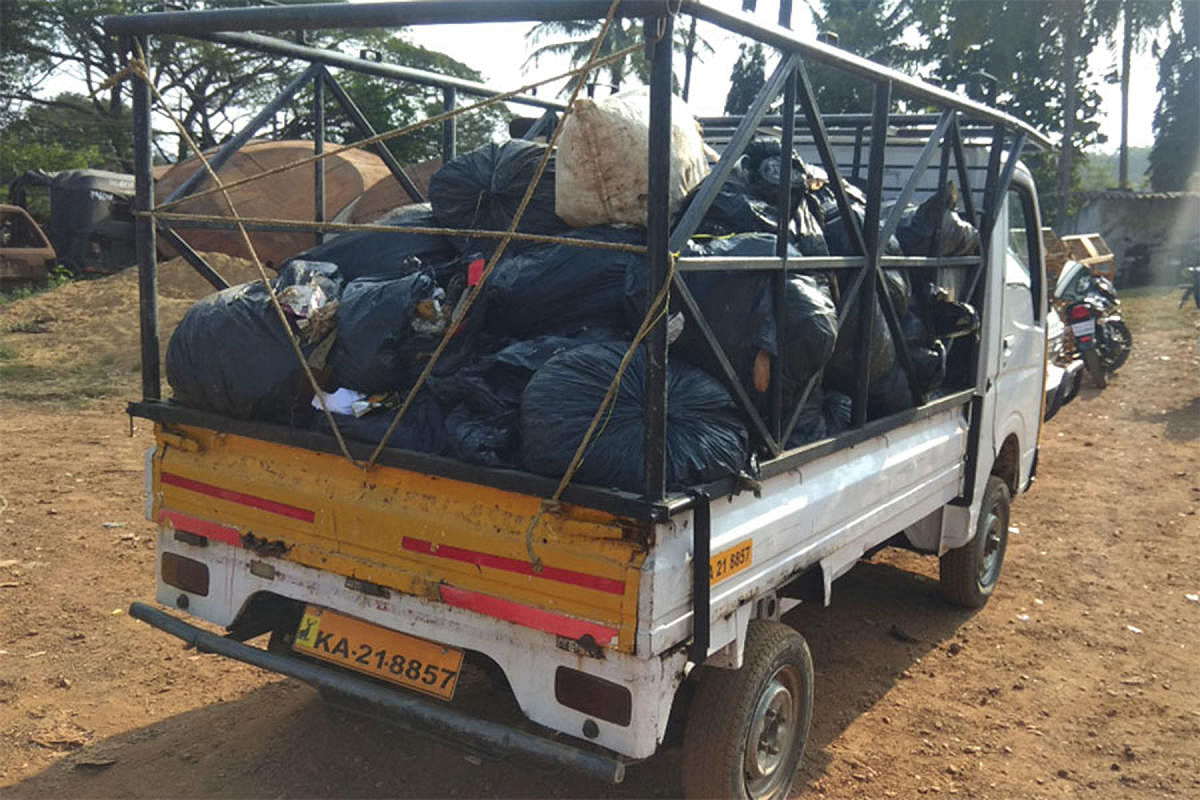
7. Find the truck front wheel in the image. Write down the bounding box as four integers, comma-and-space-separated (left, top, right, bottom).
681, 620, 814, 800
940, 475, 1010, 608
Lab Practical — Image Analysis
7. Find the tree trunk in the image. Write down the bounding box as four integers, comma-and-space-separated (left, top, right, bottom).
1119, 0, 1133, 188
1057, 1, 1082, 225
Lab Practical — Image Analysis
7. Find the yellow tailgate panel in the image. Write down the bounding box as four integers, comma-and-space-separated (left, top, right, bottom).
153, 424, 646, 653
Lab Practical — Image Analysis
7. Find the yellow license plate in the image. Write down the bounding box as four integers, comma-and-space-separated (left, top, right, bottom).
293, 606, 464, 700
710, 540, 753, 586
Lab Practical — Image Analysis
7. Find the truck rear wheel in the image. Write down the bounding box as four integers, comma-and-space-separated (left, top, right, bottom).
681, 620, 814, 800
940, 475, 1010, 608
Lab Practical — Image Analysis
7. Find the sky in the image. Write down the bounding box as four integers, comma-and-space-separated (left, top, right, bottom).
396, 0, 1159, 151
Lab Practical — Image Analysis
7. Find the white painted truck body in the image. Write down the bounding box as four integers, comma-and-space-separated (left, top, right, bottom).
144, 150, 1048, 763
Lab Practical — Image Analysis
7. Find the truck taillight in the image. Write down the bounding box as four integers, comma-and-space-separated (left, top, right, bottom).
161, 553, 210, 597
555, 667, 632, 727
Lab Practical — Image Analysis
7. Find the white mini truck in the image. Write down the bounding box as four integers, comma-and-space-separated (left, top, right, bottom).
107, 2, 1056, 798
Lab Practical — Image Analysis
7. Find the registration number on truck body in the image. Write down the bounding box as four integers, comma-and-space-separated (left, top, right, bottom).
293, 605, 464, 700
710, 540, 753, 586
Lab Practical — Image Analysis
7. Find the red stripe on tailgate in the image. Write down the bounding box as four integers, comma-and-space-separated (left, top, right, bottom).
439, 586, 619, 645
159, 510, 242, 547
160, 472, 314, 522
402, 537, 625, 595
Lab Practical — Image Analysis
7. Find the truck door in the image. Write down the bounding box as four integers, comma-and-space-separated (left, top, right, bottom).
992, 179, 1045, 489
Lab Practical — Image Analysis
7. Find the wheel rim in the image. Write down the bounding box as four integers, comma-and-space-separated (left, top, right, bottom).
1100, 322, 1130, 370
743, 665, 803, 799
978, 505, 1004, 589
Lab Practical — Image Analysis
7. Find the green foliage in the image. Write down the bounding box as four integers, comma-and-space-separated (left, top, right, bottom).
806, 0, 921, 113
0, 93, 125, 188
524, 17, 712, 97
309, 37, 510, 163
725, 42, 766, 115
1148, 1, 1200, 191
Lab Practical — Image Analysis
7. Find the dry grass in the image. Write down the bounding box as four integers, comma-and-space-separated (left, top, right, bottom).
0, 254, 266, 405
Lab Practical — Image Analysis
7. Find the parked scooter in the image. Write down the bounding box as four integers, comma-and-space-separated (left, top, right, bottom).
1052, 260, 1132, 388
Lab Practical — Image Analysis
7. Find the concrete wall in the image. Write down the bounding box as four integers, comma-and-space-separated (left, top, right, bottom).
1063, 194, 1200, 286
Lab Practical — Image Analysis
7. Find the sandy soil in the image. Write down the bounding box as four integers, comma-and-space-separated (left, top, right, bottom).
0, 278, 1197, 799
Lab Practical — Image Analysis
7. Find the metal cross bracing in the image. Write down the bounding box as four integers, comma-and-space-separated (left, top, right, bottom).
107, 0, 1048, 507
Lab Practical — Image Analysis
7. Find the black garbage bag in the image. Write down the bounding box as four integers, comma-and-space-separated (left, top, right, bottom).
781, 274, 837, 404
693, 179, 778, 236
330, 272, 443, 394
429, 140, 569, 257
911, 340, 947, 394
314, 389, 446, 455
818, 179, 904, 257
444, 403, 518, 467
282, 204, 456, 282
825, 269, 910, 392
687, 141, 828, 255
868, 361, 914, 419
786, 387, 828, 449
652, 234, 782, 401
824, 390, 852, 434
520, 343, 749, 493
484, 227, 643, 338
895, 183, 980, 257
166, 281, 313, 421
435, 333, 622, 467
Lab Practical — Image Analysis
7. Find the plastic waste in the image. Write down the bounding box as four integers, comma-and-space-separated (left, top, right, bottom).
781, 275, 838, 406
166, 281, 314, 421
429, 140, 567, 257
313, 388, 447, 454
281, 204, 456, 282
894, 182, 980, 257
520, 343, 749, 493
485, 227, 644, 338
330, 272, 443, 394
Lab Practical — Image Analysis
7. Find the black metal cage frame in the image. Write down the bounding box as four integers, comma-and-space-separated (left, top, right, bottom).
106, 0, 1049, 511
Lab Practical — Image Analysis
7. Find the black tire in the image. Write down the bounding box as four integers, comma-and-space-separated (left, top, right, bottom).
940, 475, 1010, 608
681, 621, 814, 800
1082, 348, 1107, 388
1099, 320, 1131, 372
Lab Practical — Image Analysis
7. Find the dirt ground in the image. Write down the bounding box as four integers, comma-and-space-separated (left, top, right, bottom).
0, 271, 1197, 799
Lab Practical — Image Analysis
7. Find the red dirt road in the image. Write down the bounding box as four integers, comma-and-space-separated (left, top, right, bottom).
1, 287, 1197, 798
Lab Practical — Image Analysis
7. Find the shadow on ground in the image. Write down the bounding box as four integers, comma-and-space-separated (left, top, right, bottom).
7, 557, 971, 799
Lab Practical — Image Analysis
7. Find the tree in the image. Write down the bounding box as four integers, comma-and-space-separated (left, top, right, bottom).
276, 36, 510, 164
1148, 0, 1200, 191
1108, 0, 1173, 188
725, 42, 766, 115
524, 16, 712, 97
804, 0, 920, 113
909, 0, 1117, 225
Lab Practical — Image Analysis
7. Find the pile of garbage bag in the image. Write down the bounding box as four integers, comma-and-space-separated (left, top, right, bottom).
166, 95, 983, 495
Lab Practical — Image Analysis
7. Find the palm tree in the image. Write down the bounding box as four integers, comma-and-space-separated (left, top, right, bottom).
1114, 0, 1172, 188
523, 15, 713, 97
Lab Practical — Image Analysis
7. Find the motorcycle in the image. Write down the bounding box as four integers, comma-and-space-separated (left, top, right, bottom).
1052, 260, 1132, 388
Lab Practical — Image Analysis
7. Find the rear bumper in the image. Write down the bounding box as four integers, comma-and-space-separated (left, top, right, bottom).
129, 602, 626, 784
1044, 358, 1084, 422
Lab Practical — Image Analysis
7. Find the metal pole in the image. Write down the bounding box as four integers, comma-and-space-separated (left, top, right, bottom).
442, 86, 457, 163
853, 80, 891, 427
772, 0, 794, 443
313, 67, 326, 246
132, 35, 160, 401
643, 13, 673, 501
201, 31, 562, 112
323, 72, 426, 202
162, 64, 318, 207
156, 223, 229, 291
